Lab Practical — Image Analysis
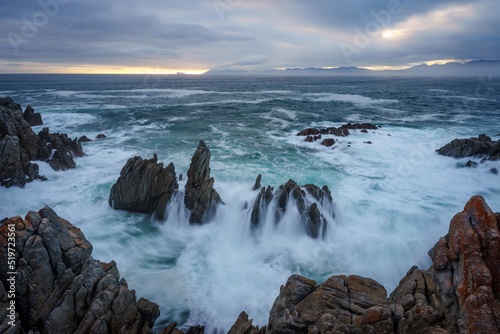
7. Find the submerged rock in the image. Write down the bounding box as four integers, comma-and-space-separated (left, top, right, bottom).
184, 141, 222, 224
109, 154, 178, 220
97, 133, 107, 139
78, 135, 92, 142
321, 138, 335, 147
0, 207, 159, 333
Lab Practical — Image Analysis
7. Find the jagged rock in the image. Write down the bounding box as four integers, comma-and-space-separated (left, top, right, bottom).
251, 185, 274, 229
0, 207, 159, 334
436, 134, 497, 158
305, 135, 313, 142
237, 195, 500, 334
109, 154, 178, 220
229, 311, 266, 334
432, 195, 500, 334
250, 180, 332, 238
297, 123, 379, 138
78, 135, 92, 142
321, 138, 335, 147
38, 127, 84, 171
1, 97, 84, 186
184, 141, 222, 224
23, 105, 43, 126
252, 174, 262, 191
267, 274, 392, 334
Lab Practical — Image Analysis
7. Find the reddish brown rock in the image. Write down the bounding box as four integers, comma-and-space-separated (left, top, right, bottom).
432, 195, 500, 334
297, 128, 320, 136
321, 138, 335, 147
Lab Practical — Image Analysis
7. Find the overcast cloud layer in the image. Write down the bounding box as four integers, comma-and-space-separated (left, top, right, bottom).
0, 0, 499, 73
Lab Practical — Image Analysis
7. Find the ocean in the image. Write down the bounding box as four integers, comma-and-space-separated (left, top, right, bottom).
0, 74, 499, 332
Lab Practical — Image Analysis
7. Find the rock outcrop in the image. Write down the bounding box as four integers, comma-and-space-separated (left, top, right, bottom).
233, 195, 500, 334
297, 123, 379, 140
38, 127, 85, 171
1, 96, 85, 187
23, 105, 43, 126
184, 141, 222, 224
251, 179, 333, 238
436, 134, 499, 159
0, 207, 160, 334
109, 154, 178, 220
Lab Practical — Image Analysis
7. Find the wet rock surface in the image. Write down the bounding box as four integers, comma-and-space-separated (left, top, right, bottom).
250, 178, 333, 238
109, 154, 178, 220
233, 195, 500, 334
436, 134, 499, 159
0, 207, 160, 334
184, 140, 222, 224
1, 97, 85, 187
297, 123, 379, 139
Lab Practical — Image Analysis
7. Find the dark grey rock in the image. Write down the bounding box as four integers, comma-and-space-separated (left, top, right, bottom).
109, 155, 178, 220
252, 174, 262, 191
23, 105, 43, 126
465, 160, 478, 168
184, 141, 222, 224
0, 207, 159, 334
436, 134, 494, 158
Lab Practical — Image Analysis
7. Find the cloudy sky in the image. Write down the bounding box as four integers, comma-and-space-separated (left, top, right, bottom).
1, 0, 499, 73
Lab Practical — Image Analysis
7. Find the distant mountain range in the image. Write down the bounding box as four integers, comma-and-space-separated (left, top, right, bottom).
204, 60, 500, 77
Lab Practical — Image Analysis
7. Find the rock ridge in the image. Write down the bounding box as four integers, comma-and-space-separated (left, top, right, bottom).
0, 96, 85, 187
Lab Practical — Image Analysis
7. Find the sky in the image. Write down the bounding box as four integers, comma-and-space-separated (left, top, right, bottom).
0, 0, 499, 74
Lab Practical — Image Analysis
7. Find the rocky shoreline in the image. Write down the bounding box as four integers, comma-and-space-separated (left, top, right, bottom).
0, 97, 85, 188
1, 96, 500, 333
1, 196, 499, 333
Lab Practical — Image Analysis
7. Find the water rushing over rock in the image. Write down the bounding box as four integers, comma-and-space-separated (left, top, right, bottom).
184, 140, 222, 224
109, 154, 178, 220
0, 97, 84, 187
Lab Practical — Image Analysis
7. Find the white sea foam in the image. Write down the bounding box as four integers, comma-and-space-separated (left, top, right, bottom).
303, 93, 398, 106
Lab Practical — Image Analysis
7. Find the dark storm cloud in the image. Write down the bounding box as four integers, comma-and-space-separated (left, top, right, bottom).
0, 0, 498, 72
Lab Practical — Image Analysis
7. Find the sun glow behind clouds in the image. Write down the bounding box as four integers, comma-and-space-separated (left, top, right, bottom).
0, 61, 208, 75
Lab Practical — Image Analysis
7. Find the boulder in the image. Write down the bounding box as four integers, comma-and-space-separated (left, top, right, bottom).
109, 154, 178, 220
97, 134, 107, 139
321, 138, 335, 147
297, 128, 320, 136
0, 207, 159, 334
23, 105, 43, 126
436, 134, 497, 158
78, 135, 92, 142
184, 141, 222, 224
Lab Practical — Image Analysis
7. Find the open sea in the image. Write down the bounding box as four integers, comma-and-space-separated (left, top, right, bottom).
1, 74, 499, 332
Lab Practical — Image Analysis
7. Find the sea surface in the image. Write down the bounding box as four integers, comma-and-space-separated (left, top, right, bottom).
1, 74, 499, 332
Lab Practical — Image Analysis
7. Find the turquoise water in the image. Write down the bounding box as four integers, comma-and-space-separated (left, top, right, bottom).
1, 74, 499, 332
